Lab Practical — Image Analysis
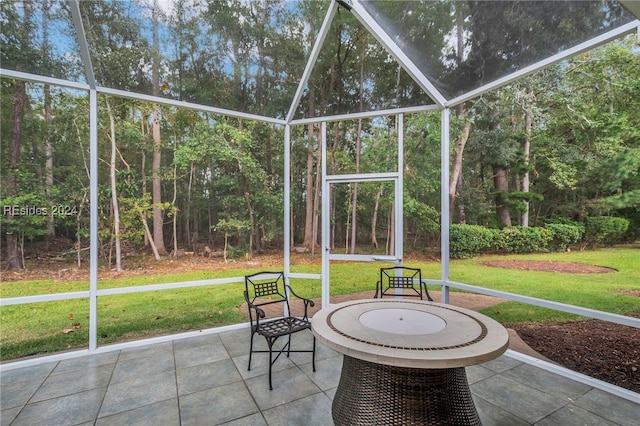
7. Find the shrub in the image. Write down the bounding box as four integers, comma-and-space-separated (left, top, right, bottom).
545, 223, 583, 251
583, 216, 629, 248
449, 224, 495, 258
494, 226, 553, 253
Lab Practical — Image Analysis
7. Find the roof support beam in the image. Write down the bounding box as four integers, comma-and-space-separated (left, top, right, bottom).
68, 0, 96, 89
347, 0, 448, 108
285, 2, 338, 123
290, 104, 440, 126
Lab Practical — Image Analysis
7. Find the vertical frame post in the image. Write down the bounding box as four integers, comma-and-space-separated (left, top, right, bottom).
89, 89, 98, 350
284, 125, 291, 278
440, 108, 450, 304
321, 122, 330, 308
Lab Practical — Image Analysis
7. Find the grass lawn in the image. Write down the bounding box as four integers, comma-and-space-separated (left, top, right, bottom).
1, 247, 638, 361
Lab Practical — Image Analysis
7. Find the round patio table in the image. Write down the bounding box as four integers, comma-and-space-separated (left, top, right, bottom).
311, 299, 509, 425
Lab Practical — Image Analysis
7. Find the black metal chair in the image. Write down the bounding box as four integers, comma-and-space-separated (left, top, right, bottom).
374, 266, 434, 301
243, 271, 316, 390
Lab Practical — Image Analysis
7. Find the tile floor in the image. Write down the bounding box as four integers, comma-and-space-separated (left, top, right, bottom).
1, 327, 639, 426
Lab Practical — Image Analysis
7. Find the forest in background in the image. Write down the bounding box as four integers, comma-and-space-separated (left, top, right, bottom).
2, 1, 639, 271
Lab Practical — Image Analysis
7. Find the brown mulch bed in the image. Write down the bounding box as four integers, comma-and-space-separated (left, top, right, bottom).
479, 259, 616, 274
512, 316, 640, 394
482, 259, 638, 394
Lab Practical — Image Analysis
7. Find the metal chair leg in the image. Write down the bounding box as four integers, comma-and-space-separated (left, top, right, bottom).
248, 331, 255, 371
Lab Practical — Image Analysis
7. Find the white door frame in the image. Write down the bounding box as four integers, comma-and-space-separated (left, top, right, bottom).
320, 115, 404, 309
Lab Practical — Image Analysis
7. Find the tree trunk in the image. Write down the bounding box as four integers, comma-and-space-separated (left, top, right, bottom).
5, 80, 27, 270
493, 166, 512, 227
330, 122, 341, 250
244, 190, 255, 258
449, 8, 472, 225
449, 103, 472, 224
386, 203, 395, 256
186, 162, 194, 248
350, 118, 363, 254
302, 124, 316, 248
311, 144, 321, 258
42, 3, 55, 242
151, 2, 166, 255
140, 211, 161, 260
521, 89, 533, 227
456, 172, 466, 224
371, 184, 383, 249
171, 156, 178, 255
44, 84, 55, 241
151, 105, 166, 255
350, 47, 366, 254
106, 98, 122, 272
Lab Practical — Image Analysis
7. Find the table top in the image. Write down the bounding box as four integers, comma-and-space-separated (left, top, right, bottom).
311, 299, 509, 369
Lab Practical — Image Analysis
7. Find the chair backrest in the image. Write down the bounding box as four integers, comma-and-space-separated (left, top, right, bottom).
244, 271, 291, 318
380, 266, 422, 297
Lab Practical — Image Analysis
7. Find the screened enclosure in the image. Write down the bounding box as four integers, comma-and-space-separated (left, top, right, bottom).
1, 0, 639, 398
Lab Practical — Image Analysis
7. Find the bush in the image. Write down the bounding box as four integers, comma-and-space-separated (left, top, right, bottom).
494, 226, 553, 254
583, 216, 629, 248
545, 223, 583, 251
449, 224, 495, 258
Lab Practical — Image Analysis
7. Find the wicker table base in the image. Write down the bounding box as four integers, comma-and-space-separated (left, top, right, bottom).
332, 355, 481, 426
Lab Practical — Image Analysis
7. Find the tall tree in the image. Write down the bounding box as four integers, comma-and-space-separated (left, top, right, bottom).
151, 0, 167, 255
105, 98, 122, 272
3, 1, 34, 270
41, 0, 55, 242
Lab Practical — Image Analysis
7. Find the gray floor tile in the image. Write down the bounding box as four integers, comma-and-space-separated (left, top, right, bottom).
536, 404, 617, 426
261, 392, 333, 426
98, 370, 177, 418
118, 341, 173, 361
219, 329, 251, 358
10, 387, 105, 426
473, 396, 529, 426
52, 351, 119, 375
232, 352, 297, 381
0, 406, 21, 426
179, 381, 259, 426
299, 355, 342, 392
174, 337, 230, 369
0, 378, 42, 410
573, 388, 640, 426
246, 366, 322, 411
220, 413, 268, 426
480, 354, 523, 373
0, 362, 57, 385
466, 364, 498, 385
109, 351, 175, 384
471, 374, 565, 424
312, 341, 342, 362
2, 328, 638, 426
30, 363, 114, 403
173, 332, 223, 351
325, 387, 337, 401
95, 397, 180, 426
502, 363, 592, 400
177, 358, 243, 395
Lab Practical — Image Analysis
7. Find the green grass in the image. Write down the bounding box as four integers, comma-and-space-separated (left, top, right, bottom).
448, 248, 640, 323
1, 247, 638, 361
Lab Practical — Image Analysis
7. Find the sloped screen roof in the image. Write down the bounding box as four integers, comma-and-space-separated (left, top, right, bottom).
360, 0, 636, 101
1, 0, 638, 120
79, 0, 317, 118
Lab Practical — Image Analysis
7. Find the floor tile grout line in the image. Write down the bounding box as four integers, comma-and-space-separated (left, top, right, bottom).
171, 340, 184, 426
92, 348, 121, 423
